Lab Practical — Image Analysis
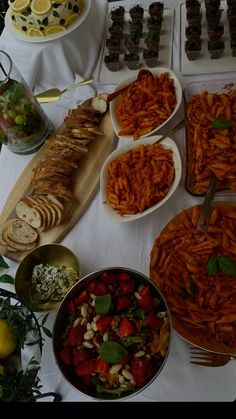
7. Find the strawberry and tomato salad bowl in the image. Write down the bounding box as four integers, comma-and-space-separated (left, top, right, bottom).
53, 268, 171, 400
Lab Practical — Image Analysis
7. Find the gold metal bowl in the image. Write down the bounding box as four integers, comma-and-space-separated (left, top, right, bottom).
15, 244, 80, 312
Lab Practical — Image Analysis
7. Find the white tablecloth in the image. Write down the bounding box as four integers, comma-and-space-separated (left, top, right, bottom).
0, 0, 236, 402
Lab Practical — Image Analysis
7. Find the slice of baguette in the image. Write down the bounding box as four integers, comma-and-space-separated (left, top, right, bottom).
7, 218, 38, 244
16, 200, 43, 230
3, 228, 37, 251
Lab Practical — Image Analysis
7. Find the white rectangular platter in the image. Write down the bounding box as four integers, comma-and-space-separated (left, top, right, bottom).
94, 0, 174, 85
180, 1, 236, 75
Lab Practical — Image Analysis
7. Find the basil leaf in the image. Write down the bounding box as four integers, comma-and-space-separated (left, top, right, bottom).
207, 255, 218, 275
0, 274, 14, 284
0, 255, 9, 269
211, 119, 232, 129
218, 256, 236, 277
95, 294, 111, 315
99, 341, 128, 363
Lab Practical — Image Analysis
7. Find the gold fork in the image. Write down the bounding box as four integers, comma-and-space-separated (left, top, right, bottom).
190, 346, 236, 367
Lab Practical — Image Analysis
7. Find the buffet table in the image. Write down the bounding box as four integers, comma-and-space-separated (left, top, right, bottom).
0, 0, 236, 402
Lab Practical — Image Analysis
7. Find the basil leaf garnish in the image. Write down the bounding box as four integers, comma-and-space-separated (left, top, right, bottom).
0, 255, 9, 269
0, 274, 14, 284
211, 119, 232, 129
99, 341, 128, 363
95, 293, 111, 315
218, 256, 236, 277
207, 255, 218, 275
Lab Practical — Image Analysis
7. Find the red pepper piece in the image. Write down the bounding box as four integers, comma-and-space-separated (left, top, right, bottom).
96, 315, 113, 335
139, 286, 154, 312
118, 317, 135, 337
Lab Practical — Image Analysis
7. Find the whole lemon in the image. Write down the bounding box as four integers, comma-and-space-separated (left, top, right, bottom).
0, 320, 17, 359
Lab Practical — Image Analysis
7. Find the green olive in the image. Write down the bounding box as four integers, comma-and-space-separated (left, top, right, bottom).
8, 109, 17, 119
14, 115, 25, 125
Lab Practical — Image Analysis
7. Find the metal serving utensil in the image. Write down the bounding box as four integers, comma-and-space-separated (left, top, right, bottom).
35, 76, 94, 103
190, 346, 236, 367
153, 118, 188, 144
197, 175, 218, 232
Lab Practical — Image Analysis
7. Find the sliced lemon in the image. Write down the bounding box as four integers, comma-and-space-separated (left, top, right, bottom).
45, 24, 66, 34
64, 12, 78, 28
31, 0, 52, 15
27, 27, 44, 36
12, 0, 30, 13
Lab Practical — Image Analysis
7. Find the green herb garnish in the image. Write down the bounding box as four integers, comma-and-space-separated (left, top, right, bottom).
211, 119, 232, 129
95, 294, 111, 315
99, 341, 127, 363
207, 255, 236, 277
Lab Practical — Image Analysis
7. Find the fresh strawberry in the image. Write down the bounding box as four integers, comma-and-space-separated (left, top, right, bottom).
94, 281, 109, 296
75, 359, 96, 376
67, 300, 75, 316
138, 286, 154, 312
146, 313, 163, 330
95, 357, 110, 373
73, 348, 91, 366
67, 325, 86, 346
96, 315, 113, 335
100, 271, 118, 286
59, 346, 73, 365
118, 272, 132, 281
73, 290, 89, 306
116, 295, 132, 312
86, 279, 99, 294
118, 317, 135, 337
131, 357, 154, 387
119, 280, 135, 295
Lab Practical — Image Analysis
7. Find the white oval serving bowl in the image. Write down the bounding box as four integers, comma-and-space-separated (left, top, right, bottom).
109, 67, 183, 141
100, 135, 182, 222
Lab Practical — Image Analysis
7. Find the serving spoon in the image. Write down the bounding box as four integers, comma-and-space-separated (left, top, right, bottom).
35, 76, 94, 103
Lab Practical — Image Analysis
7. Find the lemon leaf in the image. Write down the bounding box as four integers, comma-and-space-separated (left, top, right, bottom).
0, 255, 9, 269
0, 274, 14, 284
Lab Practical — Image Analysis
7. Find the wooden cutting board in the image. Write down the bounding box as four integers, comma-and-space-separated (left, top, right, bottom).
0, 110, 116, 262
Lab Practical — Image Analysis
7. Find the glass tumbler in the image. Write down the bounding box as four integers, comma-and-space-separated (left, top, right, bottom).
0, 50, 53, 154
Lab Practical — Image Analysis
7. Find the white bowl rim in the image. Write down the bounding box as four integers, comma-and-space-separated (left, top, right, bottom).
100, 135, 182, 222
110, 67, 183, 141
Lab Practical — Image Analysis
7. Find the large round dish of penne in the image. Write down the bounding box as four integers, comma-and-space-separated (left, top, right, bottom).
150, 201, 236, 355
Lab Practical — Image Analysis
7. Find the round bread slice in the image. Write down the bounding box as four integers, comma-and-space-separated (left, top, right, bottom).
3, 228, 37, 251
0, 219, 21, 252
16, 199, 43, 230
7, 218, 38, 244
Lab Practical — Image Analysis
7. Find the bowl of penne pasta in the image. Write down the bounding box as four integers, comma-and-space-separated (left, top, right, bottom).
150, 202, 236, 355
52, 267, 172, 400
100, 135, 182, 222
109, 67, 182, 141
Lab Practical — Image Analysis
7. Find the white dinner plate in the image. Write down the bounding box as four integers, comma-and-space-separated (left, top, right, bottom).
4, 0, 91, 43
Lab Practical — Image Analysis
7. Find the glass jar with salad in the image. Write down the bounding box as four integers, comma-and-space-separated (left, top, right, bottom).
0, 50, 53, 154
